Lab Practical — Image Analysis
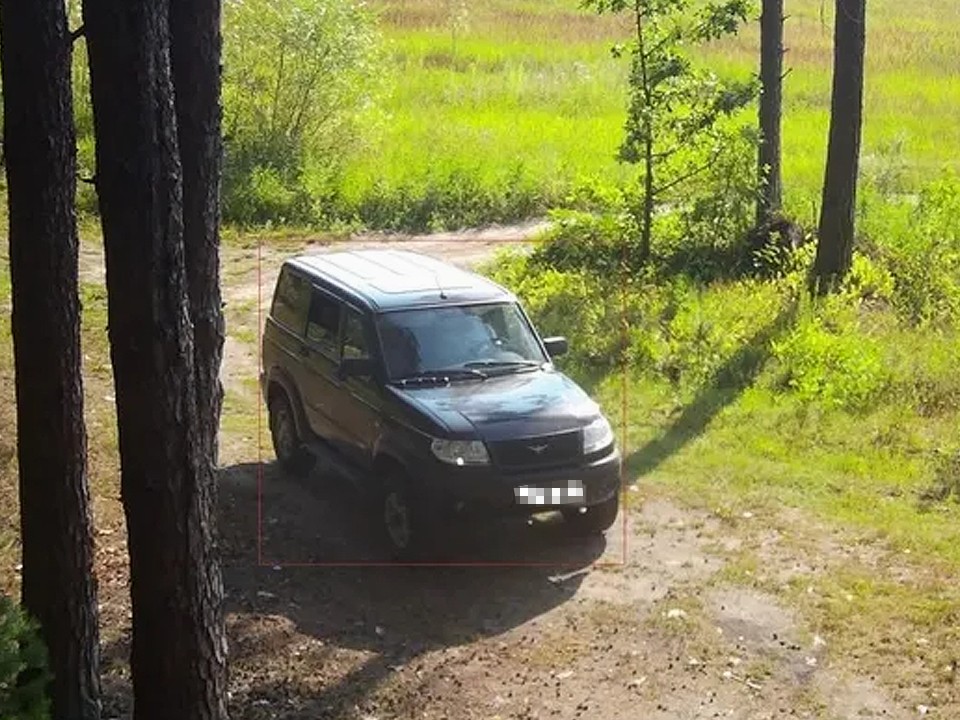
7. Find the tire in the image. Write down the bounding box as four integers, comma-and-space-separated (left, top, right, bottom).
380, 474, 436, 562
562, 491, 620, 536
268, 391, 314, 477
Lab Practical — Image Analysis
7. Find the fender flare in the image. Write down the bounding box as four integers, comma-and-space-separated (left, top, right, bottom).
264, 366, 310, 441
370, 431, 419, 488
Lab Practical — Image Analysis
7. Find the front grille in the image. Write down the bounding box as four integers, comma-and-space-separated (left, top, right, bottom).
489, 429, 582, 471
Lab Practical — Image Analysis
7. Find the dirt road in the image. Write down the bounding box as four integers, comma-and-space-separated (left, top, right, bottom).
84, 226, 918, 719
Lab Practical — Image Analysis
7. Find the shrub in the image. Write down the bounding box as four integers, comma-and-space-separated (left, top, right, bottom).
660, 125, 764, 280
489, 177, 956, 419
528, 208, 636, 276
529, 128, 775, 283
771, 298, 889, 413
492, 257, 620, 375
221, 0, 385, 226
227, 165, 308, 226
861, 172, 960, 326
843, 252, 896, 304
327, 160, 552, 232
0, 595, 50, 720
488, 249, 790, 395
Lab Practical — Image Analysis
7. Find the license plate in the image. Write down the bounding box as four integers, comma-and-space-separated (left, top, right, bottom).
514, 481, 585, 506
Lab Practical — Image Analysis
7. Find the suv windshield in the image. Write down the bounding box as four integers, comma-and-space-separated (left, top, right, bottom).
377, 302, 547, 380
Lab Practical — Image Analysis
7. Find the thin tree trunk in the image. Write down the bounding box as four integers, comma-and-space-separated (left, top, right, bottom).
757, 0, 784, 225
641, 134, 655, 265
635, 0, 654, 265
813, 0, 867, 293
82, 0, 229, 718
0, 1, 101, 717
170, 0, 226, 470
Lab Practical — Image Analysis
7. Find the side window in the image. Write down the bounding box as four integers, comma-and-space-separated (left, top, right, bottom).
342, 310, 370, 361
306, 289, 340, 358
270, 267, 310, 334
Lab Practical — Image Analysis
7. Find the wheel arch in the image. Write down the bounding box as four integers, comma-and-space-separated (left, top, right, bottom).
265, 369, 309, 441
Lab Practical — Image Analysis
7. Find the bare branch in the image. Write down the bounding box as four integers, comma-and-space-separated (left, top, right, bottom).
289, 46, 333, 139
652, 143, 683, 161
652, 150, 721, 197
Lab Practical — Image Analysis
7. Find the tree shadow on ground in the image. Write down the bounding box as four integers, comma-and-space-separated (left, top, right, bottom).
101, 457, 607, 718
214, 457, 607, 719
624, 297, 799, 481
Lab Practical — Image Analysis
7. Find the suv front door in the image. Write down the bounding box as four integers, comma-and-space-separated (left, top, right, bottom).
332, 307, 382, 471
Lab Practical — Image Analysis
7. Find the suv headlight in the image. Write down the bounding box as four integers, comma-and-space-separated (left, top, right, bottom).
582, 416, 614, 454
431, 439, 491, 466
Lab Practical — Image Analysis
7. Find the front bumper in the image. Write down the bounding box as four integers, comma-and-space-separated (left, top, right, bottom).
414, 446, 622, 517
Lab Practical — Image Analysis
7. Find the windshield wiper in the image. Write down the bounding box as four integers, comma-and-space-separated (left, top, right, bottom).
395, 367, 488, 385
463, 360, 542, 370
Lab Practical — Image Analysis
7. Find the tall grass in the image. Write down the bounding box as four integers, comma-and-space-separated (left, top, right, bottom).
332, 0, 960, 230
327, 26, 634, 229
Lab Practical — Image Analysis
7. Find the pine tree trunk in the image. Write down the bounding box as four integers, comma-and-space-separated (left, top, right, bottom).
813, 0, 867, 293
635, 2, 654, 266
0, 1, 101, 718
170, 0, 226, 470
757, 0, 784, 225
82, 1, 229, 718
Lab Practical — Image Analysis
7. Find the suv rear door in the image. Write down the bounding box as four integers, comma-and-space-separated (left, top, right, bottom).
300, 285, 343, 442
264, 264, 312, 415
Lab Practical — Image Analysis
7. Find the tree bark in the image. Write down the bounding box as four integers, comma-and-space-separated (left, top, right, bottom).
82, 1, 229, 718
757, 0, 784, 225
0, 0, 101, 717
813, 0, 867, 293
170, 0, 226, 471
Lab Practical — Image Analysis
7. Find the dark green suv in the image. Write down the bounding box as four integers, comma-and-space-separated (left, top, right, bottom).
260, 249, 622, 559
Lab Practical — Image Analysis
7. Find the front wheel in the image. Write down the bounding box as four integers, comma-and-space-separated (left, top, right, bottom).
561, 492, 620, 536
268, 392, 314, 477
380, 475, 436, 562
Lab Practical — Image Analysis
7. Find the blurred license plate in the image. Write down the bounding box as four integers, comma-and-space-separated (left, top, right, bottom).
514, 481, 584, 506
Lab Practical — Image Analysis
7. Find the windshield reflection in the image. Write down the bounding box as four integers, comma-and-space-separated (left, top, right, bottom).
377, 303, 547, 380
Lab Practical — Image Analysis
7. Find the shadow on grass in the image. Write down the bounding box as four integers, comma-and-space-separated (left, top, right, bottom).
625, 297, 799, 480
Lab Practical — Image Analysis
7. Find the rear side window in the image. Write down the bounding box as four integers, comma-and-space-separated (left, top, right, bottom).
271, 267, 310, 334
306, 289, 340, 358
342, 309, 370, 360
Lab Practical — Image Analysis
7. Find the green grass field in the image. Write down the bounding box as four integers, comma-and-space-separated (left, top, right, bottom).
340, 0, 960, 227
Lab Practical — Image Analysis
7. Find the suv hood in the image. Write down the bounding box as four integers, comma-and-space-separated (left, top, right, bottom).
390, 369, 601, 441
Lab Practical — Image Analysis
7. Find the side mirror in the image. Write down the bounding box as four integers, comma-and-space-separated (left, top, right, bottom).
542, 336, 568, 358
339, 356, 375, 379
